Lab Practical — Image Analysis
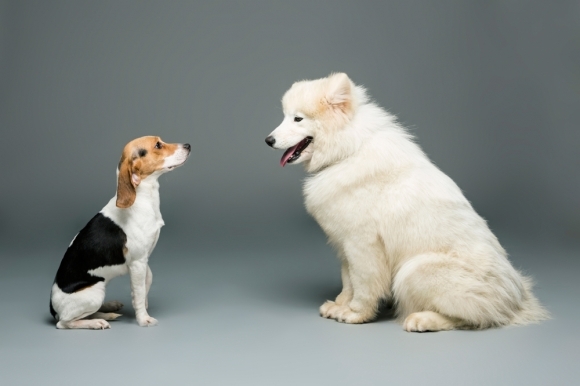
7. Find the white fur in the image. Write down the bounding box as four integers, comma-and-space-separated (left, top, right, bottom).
268, 73, 549, 331
163, 149, 190, 169
88, 264, 129, 282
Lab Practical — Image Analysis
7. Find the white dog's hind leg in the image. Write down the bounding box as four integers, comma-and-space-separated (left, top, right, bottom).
403, 311, 460, 332
320, 261, 354, 318
394, 252, 523, 331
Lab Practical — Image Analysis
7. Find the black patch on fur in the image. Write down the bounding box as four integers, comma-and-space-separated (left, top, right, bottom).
138, 148, 147, 157
53, 213, 127, 294
49, 298, 57, 319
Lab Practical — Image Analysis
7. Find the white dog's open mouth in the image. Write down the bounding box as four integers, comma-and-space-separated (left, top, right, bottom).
280, 136, 313, 167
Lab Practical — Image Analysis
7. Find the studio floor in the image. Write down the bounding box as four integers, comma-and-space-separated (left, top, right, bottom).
1, 226, 578, 386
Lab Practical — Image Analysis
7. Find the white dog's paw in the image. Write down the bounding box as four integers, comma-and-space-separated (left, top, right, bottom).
88, 319, 111, 330
319, 300, 340, 319
319, 301, 350, 320
403, 311, 455, 332
335, 307, 375, 324
100, 301, 124, 312
321, 301, 375, 323
137, 315, 158, 327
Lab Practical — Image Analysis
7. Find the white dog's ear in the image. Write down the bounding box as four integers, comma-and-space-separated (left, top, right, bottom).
325, 73, 352, 106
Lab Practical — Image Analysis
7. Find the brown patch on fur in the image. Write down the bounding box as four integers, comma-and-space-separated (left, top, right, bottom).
116, 136, 180, 208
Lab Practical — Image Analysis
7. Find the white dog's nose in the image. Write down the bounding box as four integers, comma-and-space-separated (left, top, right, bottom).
265, 136, 276, 147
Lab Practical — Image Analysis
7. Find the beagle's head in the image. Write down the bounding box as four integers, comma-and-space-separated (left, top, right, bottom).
116, 136, 191, 208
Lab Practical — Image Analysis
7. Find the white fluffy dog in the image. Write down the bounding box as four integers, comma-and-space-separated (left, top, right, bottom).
265, 73, 548, 332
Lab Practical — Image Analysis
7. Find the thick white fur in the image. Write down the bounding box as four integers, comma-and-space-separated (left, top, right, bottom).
268, 73, 548, 331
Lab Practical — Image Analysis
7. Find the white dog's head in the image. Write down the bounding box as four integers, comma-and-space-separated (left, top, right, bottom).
265, 73, 359, 171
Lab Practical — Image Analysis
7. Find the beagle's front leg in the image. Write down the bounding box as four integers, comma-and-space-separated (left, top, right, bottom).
129, 260, 158, 327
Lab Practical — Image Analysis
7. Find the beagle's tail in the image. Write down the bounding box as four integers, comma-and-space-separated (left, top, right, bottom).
49, 298, 58, 320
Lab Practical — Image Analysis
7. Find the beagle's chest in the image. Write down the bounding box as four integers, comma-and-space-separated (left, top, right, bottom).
121, 214, 164, 261
101, 198, 164, 262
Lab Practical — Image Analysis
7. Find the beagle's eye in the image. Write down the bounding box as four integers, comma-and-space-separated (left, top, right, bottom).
294, 117, 303, 122
155, 142, 162, 149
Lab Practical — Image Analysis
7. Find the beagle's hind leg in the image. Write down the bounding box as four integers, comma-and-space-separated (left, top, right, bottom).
53, 282, 111, 330
57, 319, 111, 330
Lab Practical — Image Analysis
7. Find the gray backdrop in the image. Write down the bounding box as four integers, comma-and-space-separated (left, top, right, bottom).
1, 1, 579, 385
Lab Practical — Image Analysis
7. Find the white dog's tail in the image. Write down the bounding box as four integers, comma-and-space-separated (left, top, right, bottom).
511, 275, 550, 325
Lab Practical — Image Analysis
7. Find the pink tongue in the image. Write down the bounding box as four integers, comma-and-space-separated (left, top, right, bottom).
280, 143, 300, 167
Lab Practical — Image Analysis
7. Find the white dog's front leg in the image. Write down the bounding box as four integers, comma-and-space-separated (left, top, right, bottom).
335, 240, 389, 324
129, 260, 158, 327
336, 261, 354, 305
320, 261, 354, 319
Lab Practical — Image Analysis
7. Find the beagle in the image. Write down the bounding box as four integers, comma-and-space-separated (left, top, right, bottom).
50, 136, 191, 329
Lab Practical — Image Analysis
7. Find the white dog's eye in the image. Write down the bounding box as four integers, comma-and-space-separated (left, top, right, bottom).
155, 141, 162, 149
294, 117, 303, 122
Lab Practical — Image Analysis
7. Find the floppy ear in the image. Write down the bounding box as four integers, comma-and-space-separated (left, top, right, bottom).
116, 157, 141, 208
325, 73, 352, 108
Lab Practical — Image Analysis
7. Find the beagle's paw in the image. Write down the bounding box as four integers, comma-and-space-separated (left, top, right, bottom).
89, 319, 112, 329
137, 315, 158, 327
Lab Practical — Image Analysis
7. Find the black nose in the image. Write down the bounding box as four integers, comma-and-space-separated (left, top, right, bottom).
265, 136, 276, 147
183, 143, 191, 151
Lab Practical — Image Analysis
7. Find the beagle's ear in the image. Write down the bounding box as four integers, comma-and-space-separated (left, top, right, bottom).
116, 156, 141, 208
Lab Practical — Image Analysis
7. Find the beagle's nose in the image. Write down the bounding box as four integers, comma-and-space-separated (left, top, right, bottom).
265, 136, 276, 147
183, 143, 191, 151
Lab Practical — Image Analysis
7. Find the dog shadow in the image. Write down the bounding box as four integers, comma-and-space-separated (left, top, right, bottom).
44, 316, 55, 326
261, 279, 397, 323
375, 299, 397, 322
